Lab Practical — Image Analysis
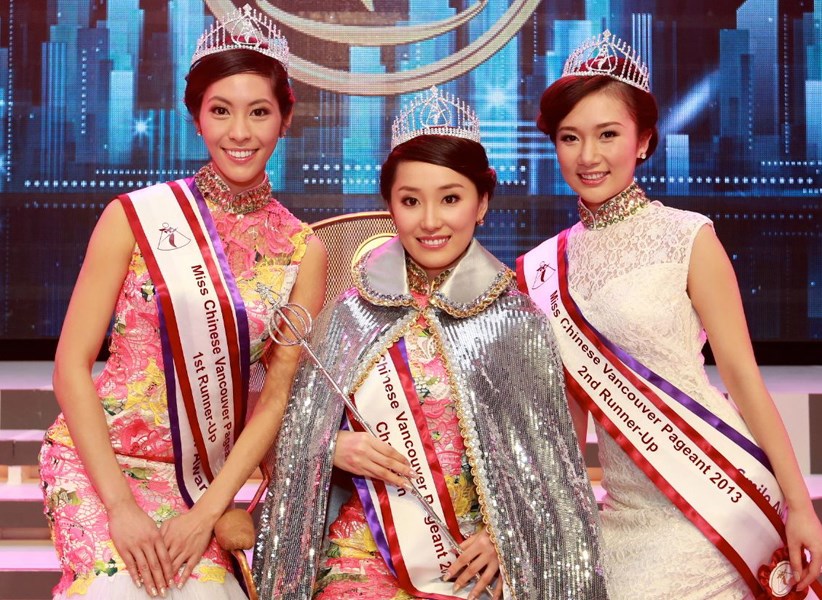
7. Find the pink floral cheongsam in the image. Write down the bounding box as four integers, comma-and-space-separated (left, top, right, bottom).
39, 164, 311, 598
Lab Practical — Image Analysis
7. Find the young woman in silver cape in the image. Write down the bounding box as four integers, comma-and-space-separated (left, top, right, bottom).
252, 87, 607, 599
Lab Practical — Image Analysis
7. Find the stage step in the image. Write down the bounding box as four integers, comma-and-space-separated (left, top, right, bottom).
0, 362, 820, 598
0, 540, 59, 600
0, 481, 265, 526
0, 431, 43, 468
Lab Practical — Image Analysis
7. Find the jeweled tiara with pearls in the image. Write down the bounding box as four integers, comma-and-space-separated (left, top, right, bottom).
562, 30, 650, 93
391, 86, 481, 150
190, 4, 289, 72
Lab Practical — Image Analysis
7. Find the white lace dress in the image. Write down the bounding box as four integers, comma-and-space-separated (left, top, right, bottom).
566, 200, 754, 600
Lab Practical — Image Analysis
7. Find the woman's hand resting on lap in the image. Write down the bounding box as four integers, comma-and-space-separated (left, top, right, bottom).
445, 528, 503, 600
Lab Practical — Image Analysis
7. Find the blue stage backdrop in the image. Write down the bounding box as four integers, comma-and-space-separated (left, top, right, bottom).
0, 1, 820, 346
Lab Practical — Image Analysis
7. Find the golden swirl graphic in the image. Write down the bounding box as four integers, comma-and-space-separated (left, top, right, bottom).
257, 0, 488, 46
204, 0, 541, 96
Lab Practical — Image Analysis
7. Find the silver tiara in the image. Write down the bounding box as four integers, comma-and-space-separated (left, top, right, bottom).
391, 86, 481, 150
191, 4, 289, 72
562, 30, 650, 93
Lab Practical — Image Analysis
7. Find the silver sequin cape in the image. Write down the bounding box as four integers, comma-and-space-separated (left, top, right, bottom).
252, 237, 607, 599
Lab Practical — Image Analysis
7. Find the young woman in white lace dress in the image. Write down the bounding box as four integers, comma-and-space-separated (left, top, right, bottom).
517, 31, 822, 599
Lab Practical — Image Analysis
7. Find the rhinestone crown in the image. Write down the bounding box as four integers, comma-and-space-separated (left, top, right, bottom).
391, 86, 481, 150
562, 30, 650, 92
191, 4, 289, 72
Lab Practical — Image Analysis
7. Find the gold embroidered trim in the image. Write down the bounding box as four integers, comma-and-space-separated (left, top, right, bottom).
425, 315, 516, 597
348, 313, 418, 396
406, 258, 451, 295
352, 252, 417, 310
431, 268, 516, 318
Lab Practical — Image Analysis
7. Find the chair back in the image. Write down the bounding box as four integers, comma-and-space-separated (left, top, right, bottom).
310, 210, 397, 306
246, 210, 396, 495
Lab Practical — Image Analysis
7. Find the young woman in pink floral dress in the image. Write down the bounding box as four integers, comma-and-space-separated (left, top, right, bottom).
38, 7, 326, 599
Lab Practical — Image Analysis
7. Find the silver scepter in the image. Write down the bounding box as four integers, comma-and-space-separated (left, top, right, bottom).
267, 300, 463, 556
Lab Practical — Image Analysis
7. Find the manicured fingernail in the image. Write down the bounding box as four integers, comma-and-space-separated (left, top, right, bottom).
160, 587, 167, 597
150, 587, 157, 597
453, 582, 464, 593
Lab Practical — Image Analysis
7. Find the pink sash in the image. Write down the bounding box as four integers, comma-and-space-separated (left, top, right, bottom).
120, 178, 249, 506
517, 230, 821, 599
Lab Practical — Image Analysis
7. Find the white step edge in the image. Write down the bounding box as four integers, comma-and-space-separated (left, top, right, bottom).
0, 429, 45, 442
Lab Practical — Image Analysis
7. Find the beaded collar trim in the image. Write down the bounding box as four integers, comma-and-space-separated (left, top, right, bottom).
194, 163, 272, 215
577, 182, 649, 230
353, 237, 513, 319
406, 258, 451, 295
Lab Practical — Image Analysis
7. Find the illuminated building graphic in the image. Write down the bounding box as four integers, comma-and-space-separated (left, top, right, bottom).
0, 0, 819, 340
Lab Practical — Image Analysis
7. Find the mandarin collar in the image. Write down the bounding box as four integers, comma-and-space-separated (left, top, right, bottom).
577, 181, 650, 230
353, 237, 514, 318
194, 163, 272, 215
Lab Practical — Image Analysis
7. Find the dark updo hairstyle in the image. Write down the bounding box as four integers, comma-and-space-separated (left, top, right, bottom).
536, 59, 658, 164
379, 135, 497, 203
184, 49, 295, 121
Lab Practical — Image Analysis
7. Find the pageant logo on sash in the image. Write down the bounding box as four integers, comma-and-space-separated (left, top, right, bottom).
531, 261, 554, 290
757, 547, 809, 599
769, 562, 793, 598
157, 223, 192, 251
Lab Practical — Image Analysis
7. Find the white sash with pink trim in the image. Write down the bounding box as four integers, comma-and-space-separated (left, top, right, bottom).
517, 231, 821, 599
119, 179, 249, 506
347, 338, 475, 599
